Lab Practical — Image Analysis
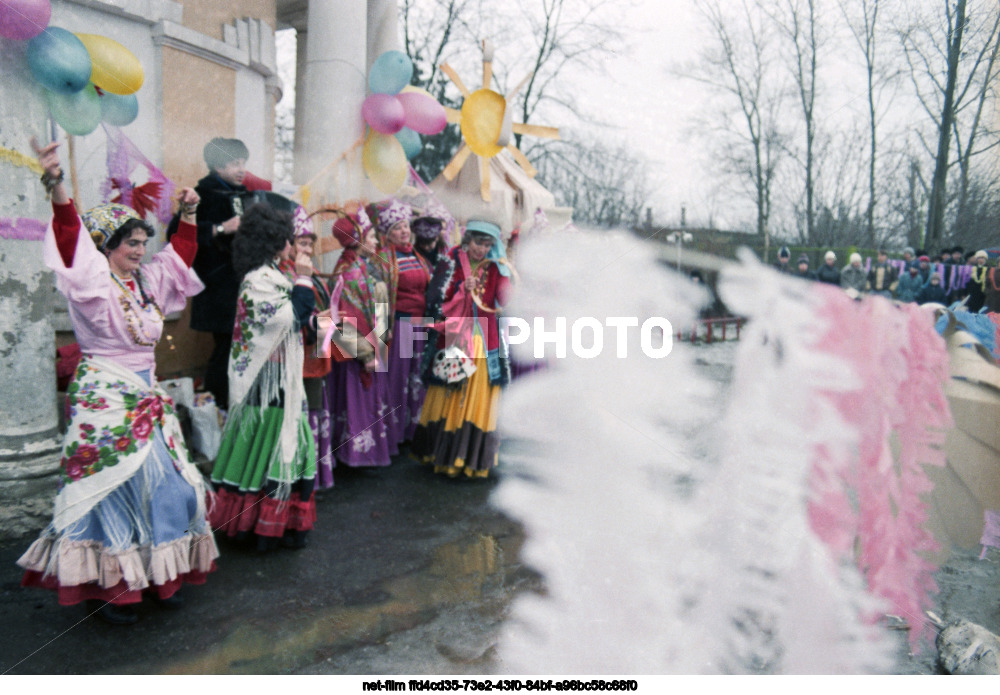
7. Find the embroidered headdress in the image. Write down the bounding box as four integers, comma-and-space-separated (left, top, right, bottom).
375, 199, 411, 236
81, 203, 141, 251
293, 206, 314, 239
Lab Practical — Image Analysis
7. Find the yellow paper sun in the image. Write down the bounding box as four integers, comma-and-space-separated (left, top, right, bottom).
439, 41, 560, 201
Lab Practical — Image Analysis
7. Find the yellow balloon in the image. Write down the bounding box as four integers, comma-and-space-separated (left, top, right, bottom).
460, 89, 505, 158
76, 33, 144, 95
363, 130, 407, 193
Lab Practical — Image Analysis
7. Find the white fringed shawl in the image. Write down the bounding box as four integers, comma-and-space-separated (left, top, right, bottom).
226, 264, 305, 497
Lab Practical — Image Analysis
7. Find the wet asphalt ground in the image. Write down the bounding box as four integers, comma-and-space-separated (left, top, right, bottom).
0, 451, 540, 675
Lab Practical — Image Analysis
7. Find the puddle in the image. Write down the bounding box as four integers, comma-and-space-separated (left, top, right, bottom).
119, 532, 525, 674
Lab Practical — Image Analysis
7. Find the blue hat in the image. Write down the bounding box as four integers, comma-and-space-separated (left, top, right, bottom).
465, 220, 510, 277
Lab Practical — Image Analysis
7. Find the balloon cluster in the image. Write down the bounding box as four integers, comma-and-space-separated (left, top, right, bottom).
362, 50, 447, 192
1, 0, 144, 135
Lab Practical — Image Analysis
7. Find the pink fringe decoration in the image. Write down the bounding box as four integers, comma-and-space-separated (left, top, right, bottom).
808, 291, 952, 649
0, 217, 47, 241
101, 124, 176, 225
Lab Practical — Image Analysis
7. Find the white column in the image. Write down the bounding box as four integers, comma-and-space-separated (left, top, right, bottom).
367, 0, 402, 71
0, 39, 61, 536
293, 0, 367, 200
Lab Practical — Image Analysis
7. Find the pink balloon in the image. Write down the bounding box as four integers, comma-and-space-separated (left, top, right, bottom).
362, 93, 405, 135
0, 0, 51, 40
398, 91, 447, 135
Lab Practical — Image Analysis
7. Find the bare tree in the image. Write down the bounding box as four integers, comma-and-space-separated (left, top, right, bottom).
898, 0, 1000, 248
689, 0, 787, 258
533, 135, 649, 228
838, 0, 895, 247
766, 0, 826, 245
508, 0, 628, 152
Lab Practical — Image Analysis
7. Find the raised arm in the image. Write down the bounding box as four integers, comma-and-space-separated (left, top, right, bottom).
169, 187, 200, 267
31, 137, 78, 267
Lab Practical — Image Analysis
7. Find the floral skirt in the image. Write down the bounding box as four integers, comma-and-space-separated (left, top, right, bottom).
411, 333, 501, 478
321, 359, 395, 467
19, 427, 218, 605
210, 406, 317, 539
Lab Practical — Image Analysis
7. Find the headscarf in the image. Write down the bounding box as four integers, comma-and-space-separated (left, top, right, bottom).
466, 219, 511, 277
411, 215, 444, 240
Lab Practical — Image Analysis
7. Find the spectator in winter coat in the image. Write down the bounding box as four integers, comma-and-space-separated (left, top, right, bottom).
917, 255, 932, 284
774, 246, 792, 274
895, 261, 924, 303
841, 253, 867, 297
916, 273, 948, 304
815, 251, 841, 285
794, 253, 816, 280
867, 249, 898, 298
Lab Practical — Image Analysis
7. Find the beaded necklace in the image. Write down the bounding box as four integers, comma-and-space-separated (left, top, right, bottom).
111, 271, 163, 346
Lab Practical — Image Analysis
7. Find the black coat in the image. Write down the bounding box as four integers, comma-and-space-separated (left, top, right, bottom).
815, 263, 841, 285
167, 173, 247, 333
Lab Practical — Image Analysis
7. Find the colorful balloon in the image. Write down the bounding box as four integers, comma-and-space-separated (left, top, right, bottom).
398, 91, 447, 135
400, 84, 435, 99
0, 0, 51, 41
76, 33, 144, 95
362, 93, 406, 134
27, 27, 91, 94
45, 83, 101, 135
368, 50, 413, 95
460, 89, 506, 158
394, 127, 422, 160
363, 130, 407, 193
100, 91, 138, 126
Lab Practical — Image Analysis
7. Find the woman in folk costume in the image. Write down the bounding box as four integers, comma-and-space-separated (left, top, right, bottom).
376, 199, 435, 445
18, 140, 217, 625
209, 204, 319, 552
278, 207, 338, 489
412, 220, 513, 478
322, 211, 395, 468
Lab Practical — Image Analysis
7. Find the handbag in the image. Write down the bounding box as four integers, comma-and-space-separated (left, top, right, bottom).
431, 345, 477, 383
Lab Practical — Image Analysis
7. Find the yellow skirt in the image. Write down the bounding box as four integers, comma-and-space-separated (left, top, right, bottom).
413, 333, 501, 478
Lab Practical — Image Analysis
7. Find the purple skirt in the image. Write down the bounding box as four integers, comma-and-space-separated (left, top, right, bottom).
320, 358, 394, 468
385, 318, 429, 445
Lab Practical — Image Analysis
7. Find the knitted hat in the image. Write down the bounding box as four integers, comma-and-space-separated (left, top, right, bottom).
918, 255, 930, 263
974, 249, 988, 261
81, 203, 141, 251
824, 250, 836, 261
292, 206, 314, 239
375, 199, 412, 236
849, 252, 862, 265
778, 246, 790, 259
903, 246, 915, 256
797, 253, 810, 265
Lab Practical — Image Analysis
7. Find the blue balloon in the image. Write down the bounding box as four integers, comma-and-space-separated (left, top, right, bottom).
27, 26, 91, 94
369, 51, 413, 95
46, 83, 101, 135
100, 91, 138, 126
395, 126, 422, 160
